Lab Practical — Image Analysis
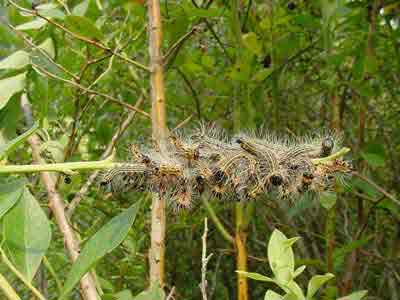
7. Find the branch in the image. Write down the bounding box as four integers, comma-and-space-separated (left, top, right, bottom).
8, 0, 150, 72
148, 0, 168, 287
202, 197, 234, 244
0, 272, 22, 300
163, 26, 200, 67
66, 97, 144, 217
0, 157, 125, 175
20, 95, 99, 300
30, 62, 150, 118
176, 68, 202, 119
0, 247, 47, 300
311, 147, 350, 165
352, 172, 400, 206
200, 218, 213, 300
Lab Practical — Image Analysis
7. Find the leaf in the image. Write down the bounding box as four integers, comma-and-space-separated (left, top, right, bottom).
38, 38, 56, 59
39, 140, 65, 162
284, 280, 305, 300
361, 143, 385, 167
252, 68, 273, 82
64, 16, 104, 40
333, 238, 370, 271
72, 0, 90, 16
133, 283, 165, 300
3, 187, 52, 282
242, 32, 262, 56
15, 19, 48, 30
114, 290, 134, 300
337, 290, 368, 300
268, 229, 297, 284
35, 3, 59, 10
0, 179, 25, 219
293, 265, 306, 279
306, 273, 335, 299
319, 192, 337, 210
0, 73, 26, 110
59, 201, 141, 299
265, 290, 284, 300
236, 271, 275, 282
0, 50, 30, 70
0, 121, 39, 160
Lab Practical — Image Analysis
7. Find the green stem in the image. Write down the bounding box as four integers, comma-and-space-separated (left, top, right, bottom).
0, 247, 47, 300
202, 197, 234, 244
311, 147, 350, 165
42, 256, 62, 294
0, 272, 22, 300
0, 156, 123, 175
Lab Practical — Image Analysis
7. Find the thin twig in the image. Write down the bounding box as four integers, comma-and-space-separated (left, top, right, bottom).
6, 23, 79, 81
0, 272, 22, 300
173, 114, 194, 131
66, 97, 144, 217
166, 286, 176, 300
200, 218, 213, 300
163, 26, 200, 66
0, 247, 47, 300
7, 0, 150, 72
31, 62, 150, 118
20, 95, 99, 300
176, 68, 202, 119
202, 197, 234, 244
352, 171, 400, 206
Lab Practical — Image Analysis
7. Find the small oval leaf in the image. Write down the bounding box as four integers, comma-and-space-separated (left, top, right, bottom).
0, 50, 30, 70
0, 73, 26, 110
3, 187, 52, 282
306, 273, 335, 299
0, 179, 25, 219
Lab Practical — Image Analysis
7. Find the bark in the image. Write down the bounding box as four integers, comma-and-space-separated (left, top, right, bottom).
147, 0, 168, 287
20, 95, 99, 300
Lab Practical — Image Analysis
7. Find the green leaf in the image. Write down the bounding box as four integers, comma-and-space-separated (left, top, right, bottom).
38, 38, 56, 59
114, 290, 134, 300
333, 238, 370, 271
184, 6, 223, 18
319, 192, 337, 210
35, 3, 59, 10
15, 19, 48, 30
0, 179, 25, 219
60, 201, 141, 299
252, 68, 273, 82
268, 229, 297, 284
242, 32, 262, 56
236, 271, 274, 282
0, 73, 26, 110
0, 121, 39, 160
293, 265, 306, 279
265, 290, 284, 300
0, 50, 30, 70
133, 283, 165, 300
285, 280, 305, 300
3, 187, 52, 282
283, 294, 299, 300
64, 16, 104, 40
72, 0, 90, 16
337, 290, 368, 300
306, 273, 335, 299
361, 143, 385, 167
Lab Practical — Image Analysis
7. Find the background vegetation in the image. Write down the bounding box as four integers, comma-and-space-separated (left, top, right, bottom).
0, 0, 399, 299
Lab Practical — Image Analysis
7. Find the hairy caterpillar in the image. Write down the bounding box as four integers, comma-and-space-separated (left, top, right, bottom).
99, 125, 350, 211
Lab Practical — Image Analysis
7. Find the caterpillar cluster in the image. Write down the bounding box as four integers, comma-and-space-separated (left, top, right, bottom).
99, 124, 352, 211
